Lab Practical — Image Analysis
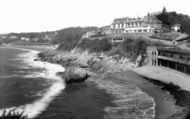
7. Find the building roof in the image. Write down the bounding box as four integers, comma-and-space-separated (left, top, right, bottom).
112, 14, 162, 25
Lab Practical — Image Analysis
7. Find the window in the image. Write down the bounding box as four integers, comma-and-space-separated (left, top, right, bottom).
152, 59, 157, 66
121, 24, 124, 28
152, 51, 157, 55
143, 29, 147, 32
152, 59, 154, 65
139, 22, 142, 26
115, 24, 118, 28
135, 22, 138, 26
138, 29, 142, 32
137, 22, 139, 26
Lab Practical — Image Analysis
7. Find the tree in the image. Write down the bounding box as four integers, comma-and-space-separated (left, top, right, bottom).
162, 7, 167, 13
157, 11, 190, 34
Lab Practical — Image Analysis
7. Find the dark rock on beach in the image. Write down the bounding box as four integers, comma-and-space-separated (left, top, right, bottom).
57, 67, 90, 84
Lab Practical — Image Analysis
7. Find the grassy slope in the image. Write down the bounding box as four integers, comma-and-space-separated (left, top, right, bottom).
77, 38, 112, 52
55, 27, 97, 50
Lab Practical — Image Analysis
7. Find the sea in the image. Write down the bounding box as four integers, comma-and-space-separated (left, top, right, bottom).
0, 46, 155, 119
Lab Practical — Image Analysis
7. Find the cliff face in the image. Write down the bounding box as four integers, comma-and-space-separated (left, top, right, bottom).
38, 48, 136, 83
58, 36, 150, 63
37, 36, 160, 83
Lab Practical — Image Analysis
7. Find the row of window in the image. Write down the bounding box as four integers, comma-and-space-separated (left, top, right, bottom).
158, 51, 190, 61
126, 29, 154, 33
112, 22, 143, 28
113, 29, 154, 34
158, 59, 190, 74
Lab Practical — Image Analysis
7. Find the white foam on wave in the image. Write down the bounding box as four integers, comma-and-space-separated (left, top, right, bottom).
0, 74, 20, 79
0, 47, 66, 119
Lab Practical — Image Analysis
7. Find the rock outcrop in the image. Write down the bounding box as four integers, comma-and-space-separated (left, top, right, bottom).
57, 67, 90, 84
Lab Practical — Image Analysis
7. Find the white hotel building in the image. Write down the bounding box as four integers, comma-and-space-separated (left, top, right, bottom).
109, 14, 162, 34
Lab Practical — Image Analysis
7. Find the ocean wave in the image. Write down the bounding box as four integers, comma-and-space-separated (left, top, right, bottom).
95, 79, 156, 119
0, 48, 66, 119
0, 74, 20, 79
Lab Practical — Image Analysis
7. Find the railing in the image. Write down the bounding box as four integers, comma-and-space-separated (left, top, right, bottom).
157, 55, 190, 65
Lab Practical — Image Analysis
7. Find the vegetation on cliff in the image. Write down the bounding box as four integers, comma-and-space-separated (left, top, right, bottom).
58, 37, 112, 52
156, 10, 190, 34
77, 38, 112, 52
55, 27, 97, 46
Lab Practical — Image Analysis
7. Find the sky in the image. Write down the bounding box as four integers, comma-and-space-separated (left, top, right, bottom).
0, 0, 190, 33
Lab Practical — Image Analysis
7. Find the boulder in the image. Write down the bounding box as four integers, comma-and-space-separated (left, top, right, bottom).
57, 67, 90, 84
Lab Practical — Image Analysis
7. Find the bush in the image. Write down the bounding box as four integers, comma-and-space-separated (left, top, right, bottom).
77, 38, 112, 52
156, 11, 190, 34
121, 38, 147, 58
57, 34, 80, 51
54, 27, 97, 44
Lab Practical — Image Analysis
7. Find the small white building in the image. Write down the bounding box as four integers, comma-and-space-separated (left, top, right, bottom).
171, 24, 180, 32
21, 37, 30, 41
111, 37, 125, 43
82, 31, 96, 38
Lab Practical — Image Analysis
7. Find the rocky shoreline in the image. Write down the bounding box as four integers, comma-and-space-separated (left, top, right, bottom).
36, 48, 190, 119
37, 49, 134, 84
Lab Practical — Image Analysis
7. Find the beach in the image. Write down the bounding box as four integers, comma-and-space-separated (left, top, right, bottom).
91, 71, 188, 119
134, 66, 190, 91
134, 66, 190, 119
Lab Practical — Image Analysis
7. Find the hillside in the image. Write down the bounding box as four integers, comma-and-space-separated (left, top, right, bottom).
54, 26, 98, 44
156, 11, 190, 34
0, 26, 97, 45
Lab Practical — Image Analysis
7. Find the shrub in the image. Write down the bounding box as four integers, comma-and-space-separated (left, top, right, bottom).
57, 34, 80, 51
121, 38, 147, 58
77, 38, 112, 52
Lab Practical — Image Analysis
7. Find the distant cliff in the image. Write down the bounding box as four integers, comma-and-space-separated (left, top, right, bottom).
0, 26, 98, 45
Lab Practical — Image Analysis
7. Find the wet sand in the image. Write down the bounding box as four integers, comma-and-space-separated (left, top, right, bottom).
134, 66, 190, 119
93, 71, 188, 119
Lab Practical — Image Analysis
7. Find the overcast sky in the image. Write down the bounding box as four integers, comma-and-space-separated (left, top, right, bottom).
0, 0, 189, 33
